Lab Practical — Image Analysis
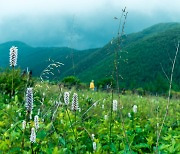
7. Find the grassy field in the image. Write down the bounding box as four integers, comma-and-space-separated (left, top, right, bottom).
0, 80, 179, 153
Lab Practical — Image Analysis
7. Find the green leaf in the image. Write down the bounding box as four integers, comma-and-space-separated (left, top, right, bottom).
134, 143, 149, 149
59, 137, 66, 146
37, 130, 47, 140
110, 143, 117, 152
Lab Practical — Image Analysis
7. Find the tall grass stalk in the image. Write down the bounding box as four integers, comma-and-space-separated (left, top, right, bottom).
156, 42, 179, 153
113, 8, 131, 153
109, 89, 113, 150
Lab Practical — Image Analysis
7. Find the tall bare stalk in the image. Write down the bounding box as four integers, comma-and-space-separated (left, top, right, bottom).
109, 89, 113, 151
156, 41, 179, 153
111, 7, 131, 153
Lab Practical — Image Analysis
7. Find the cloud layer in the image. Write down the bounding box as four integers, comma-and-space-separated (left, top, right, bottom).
0, 0, 180, 49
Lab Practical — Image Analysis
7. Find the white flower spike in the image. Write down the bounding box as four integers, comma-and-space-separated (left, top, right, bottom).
34, 115, 39, 130
30, 127, 36, 143
71, 93, 79, 111
64, 92, 70, 105
133, 105, 137, 113
25, 88, 33, 112
113, 100, 118, 111
9, 46, 18, 67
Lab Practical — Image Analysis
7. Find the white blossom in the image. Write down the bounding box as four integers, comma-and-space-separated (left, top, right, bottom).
30, 127, 36, 143
92, 134, 95, 140
133, 105, 137, 113
93, 142, 96, 151
64, 92, 70, 105
128, 112, 131, 118
22, 120, 26, 130
71, 93, 79, 111
113, 100, 118, 111
9, 46, 18, 67
34, 115, 39, 130
25, 88, 33, 112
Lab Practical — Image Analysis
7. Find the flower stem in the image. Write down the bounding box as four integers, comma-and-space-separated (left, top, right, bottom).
109, 89, 113, 151
11, 66, 14, 97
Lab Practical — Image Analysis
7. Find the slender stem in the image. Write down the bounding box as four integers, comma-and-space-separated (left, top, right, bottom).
31, 143, 34, 154
109, 89, 113, 150
118, 94, 131, 153
65, 107, 78, 150
156, 106, 159, 154
21, 112, 29, 151
75, 110, 77, 139
11, 67, 14, 97
113, 8, 131, 153
156, 42, 179, 153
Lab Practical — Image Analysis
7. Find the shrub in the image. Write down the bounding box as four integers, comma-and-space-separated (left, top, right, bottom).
0, 68, 32, 101
61, 76, 81, 88
97, 77, 115, 90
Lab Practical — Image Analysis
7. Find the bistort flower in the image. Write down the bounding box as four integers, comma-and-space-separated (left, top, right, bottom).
22, 120, 26, 130
64, 92, 70, 105
9, 46, 18, 67
93, 142, 96, 151
34, 115, 39, 130
71, 93, 79, 111
30, 127, 36, 143
133, 105, 137, 113
113, 100, 118, 111
25, 88, 33, 112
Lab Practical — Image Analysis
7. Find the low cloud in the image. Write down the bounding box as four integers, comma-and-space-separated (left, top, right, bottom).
0, 0, 180, 49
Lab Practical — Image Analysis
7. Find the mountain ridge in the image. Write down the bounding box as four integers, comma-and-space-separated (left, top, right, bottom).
1, 22, 180, 92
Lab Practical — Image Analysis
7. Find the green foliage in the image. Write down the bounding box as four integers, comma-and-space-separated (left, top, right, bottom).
0, 23, 180, 153
61, 76, 81, 88
97, 77, 115, 90
1, 23, 180, 93
0, 78, 179, 153
0, 68, 28, 99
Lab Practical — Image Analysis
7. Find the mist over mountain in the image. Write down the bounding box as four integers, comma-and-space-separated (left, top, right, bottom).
1, 0, 180, 49
1, 22, 180, 92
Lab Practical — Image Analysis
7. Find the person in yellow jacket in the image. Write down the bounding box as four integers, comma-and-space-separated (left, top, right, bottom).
90, 80, 95, 91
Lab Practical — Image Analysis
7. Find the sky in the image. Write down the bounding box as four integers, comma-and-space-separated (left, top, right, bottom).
0, 0, 180, 49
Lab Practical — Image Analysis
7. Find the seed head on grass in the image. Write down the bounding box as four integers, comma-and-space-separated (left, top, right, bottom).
25, 88, 33, 112
9, 46, 18, 67
71, 93, 79, 111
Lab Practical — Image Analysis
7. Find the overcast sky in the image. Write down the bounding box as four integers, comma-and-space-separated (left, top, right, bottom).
0, 0, 180, 49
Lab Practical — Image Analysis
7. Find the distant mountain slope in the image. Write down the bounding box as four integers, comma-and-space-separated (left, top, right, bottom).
0, 22, 180, 92
77, 23, 180, 91
0, 41, 99, 76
